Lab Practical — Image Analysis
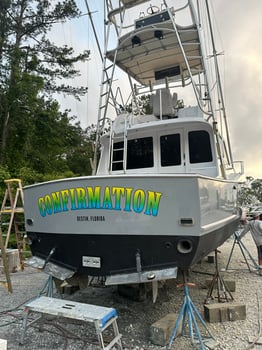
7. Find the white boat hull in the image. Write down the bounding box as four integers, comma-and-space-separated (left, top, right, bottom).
24, 174, 240, 281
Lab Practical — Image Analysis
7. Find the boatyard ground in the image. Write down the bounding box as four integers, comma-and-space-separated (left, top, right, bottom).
1, 234, 262, 350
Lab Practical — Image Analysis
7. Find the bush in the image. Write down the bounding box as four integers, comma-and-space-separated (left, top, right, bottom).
0, 165, 11, 199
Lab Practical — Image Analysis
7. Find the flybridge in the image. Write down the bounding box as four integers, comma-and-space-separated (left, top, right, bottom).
37, 186, 162, 218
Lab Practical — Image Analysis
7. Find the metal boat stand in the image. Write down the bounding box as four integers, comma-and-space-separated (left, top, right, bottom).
167, 274, 216, 350
226, 231, 259, 272
38, 275, 55, 297
205, 249, 234, 304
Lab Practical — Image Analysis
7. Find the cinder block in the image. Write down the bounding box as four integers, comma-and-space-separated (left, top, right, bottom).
204, 303, 246, 323
248, 336, 262, 345
150, 313, 181, 346
0, 338, 7, 350
205, 279, 236, 292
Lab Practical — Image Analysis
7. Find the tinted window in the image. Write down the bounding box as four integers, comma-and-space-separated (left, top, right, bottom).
127, 137, 153, 169
112, 137, 153, 170
160, 134, 181, 166
189, 130, 212, 163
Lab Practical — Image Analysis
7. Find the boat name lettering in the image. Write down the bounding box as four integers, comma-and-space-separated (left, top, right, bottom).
38, 186, 162, 218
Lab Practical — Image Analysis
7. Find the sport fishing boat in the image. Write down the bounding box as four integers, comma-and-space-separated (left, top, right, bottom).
24, 0, 244, 290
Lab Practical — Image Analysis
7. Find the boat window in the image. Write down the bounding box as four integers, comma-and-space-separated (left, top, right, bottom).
127, 137, 153, 169
188, 130, 212, 163
112, 137, 154, 170
160, 134, 181, 166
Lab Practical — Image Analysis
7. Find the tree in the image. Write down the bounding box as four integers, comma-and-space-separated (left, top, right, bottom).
249, 179, 262, 203
127, 94, 153, 115
238, 178, 262, 206
0, 0, 90, 172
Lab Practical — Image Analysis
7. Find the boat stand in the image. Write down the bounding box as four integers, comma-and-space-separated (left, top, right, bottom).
226, 231, 259, 272
205, 250, 234, 304
39, 275, 55, 297
167, 275, 216, 350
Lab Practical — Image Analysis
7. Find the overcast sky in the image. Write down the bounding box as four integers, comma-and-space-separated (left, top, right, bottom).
211, 1, 262, 179
55, 0, 262, 179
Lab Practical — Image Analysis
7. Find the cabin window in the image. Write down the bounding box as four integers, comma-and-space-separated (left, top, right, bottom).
160, 134, 181, 166
127, 137, 153, 169
112, 137, 153, 170
188, 130, 212, 163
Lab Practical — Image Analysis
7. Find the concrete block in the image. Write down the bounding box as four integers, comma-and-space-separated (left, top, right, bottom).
205, 279, 236, 292
150, 313, 181, 346
0, 339, 7, 350
204, 303, 246, 323
248, 336, 262, 345
204, 339, 220, 349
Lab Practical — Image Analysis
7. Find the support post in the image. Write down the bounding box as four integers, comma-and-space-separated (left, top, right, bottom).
39, 275, 54, 297
205, 249, 234, 303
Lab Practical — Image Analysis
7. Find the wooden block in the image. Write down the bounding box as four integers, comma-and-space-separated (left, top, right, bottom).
0, 249, 20, 272
204, 303, 246, 323
150, 313, 181, 346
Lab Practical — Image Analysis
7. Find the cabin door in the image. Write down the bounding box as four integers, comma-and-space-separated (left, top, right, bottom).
158, 129, 186, 173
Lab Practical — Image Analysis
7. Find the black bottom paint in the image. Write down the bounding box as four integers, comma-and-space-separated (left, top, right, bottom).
28, 219, 238, 276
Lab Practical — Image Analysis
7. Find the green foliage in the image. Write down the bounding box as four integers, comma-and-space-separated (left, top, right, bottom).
0, 0, 97, 253
0, 0, 93, 180
140, 94, 153, 114
126, 94, 152, 115
0, 165, 11, 183
238, 178, 262, 206
16, 167, 42, 186
249, 179, 262, 203
0, 165, 11, 199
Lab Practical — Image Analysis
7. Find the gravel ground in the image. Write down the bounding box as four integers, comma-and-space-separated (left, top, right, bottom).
1, 234, 262, 350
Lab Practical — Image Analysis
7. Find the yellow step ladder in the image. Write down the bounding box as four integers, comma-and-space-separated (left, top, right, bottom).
0, 179, 25, 271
